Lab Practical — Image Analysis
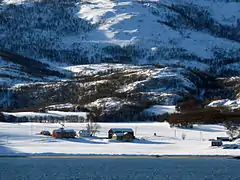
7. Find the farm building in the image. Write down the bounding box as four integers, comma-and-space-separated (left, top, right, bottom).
112, 132, 134, 141
211, 140, 223, 147
40, 130, 51, 136
108, 128, 134, 139
52, 128, 76, 138
77, 129, 91, 137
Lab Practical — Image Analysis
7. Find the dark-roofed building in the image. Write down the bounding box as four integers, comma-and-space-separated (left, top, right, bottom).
52, 128, 76, 138
108, 128, 134, 139
111, 132, 134, 141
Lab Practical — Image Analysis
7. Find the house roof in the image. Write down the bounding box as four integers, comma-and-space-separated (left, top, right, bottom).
113, 132, 124, 136
113, 132, 133, 137
79, 129, 90, 132
109, 128, 133, 132
212, 140, 222, 142
54, 129, 75, 133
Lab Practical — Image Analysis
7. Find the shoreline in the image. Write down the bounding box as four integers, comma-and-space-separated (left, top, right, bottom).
0, 154, 239, 159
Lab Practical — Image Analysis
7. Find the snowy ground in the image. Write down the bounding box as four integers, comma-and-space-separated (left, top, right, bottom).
0, 122, 239, 156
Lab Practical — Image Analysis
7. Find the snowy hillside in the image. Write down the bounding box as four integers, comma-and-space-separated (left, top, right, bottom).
0, 62, 235, 121
1, 0, 240, 114
0, 0, 240, 76
0, 52, 68, 86
0, 63, 214, 114
1, 58, 233, 114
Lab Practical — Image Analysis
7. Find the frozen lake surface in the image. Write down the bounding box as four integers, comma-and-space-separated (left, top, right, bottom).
0, 158, 240, 180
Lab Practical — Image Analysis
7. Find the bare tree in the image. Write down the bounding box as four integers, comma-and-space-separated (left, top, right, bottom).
225, 121, 240, 139
86, 107, 103, 136
86, 121, 101, 136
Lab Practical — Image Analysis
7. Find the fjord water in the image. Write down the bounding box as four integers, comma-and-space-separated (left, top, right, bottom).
0, 158, 239, 180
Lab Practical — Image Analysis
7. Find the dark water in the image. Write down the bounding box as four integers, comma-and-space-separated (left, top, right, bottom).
0, 158, 240, 180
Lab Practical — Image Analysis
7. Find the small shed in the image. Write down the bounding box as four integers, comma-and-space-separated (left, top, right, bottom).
211, 140, 223, 147
112, 132, 134, 141
52, 128, 76, 138
108, 128, 134, 139
40, 130, 51, 136
77, 129, 91, 137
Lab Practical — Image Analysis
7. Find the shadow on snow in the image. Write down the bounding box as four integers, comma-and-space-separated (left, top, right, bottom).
60, 137, 108, 144
132, 139, 173, 145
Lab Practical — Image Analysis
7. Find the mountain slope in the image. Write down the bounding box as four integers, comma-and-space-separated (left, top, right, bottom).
0, 51, 68, 86
0, 0, 240, 76
0, 0, 240, 115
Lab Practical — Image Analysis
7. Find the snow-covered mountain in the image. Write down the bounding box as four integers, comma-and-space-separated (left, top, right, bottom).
0, 63, 230, 121
1, 0, 240, 76
0, 51, 68, 86
0, 0, 240, 115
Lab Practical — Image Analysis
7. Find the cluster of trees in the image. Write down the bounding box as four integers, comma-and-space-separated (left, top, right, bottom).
0, 2, 93, 62
2, 114, 85, 123
147, 2, 240, 76
167, 104, 240, 139
225, 121, 240, 139
1, 0, 239, 73
160, 3, 240, 43
167, 108, 225, 128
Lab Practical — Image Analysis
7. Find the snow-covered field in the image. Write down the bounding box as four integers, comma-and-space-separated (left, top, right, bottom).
0, 122, 239, 156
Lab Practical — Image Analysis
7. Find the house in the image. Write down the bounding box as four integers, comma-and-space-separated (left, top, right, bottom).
112, 132, 134, 141
108, 128, 134, 139
77, 129, 91, 137
52, 128, 76, 138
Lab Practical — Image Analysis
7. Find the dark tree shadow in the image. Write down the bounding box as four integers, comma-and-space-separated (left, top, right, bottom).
178, 125, 224, 132
132, 139, 173, 145
60, 137, 108, 144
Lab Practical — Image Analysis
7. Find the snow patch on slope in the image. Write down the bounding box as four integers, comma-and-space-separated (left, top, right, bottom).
207, 99, 240, 109
144, 105, 176, 115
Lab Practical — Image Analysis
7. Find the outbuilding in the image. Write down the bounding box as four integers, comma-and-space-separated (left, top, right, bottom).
40, 130, 51, 136
211, 140, 223, 147
52, 128, 76, 138
112, 132, 134, 141
108, 128, 134, 139
77, 129, 91, 137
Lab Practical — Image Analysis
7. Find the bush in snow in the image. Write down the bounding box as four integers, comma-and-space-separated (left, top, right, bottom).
181, 133, 186, 140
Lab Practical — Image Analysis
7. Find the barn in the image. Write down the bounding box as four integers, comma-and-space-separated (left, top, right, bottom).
108, 128, 134, 139
112, 132, 134, 141
52, 128, 76, 138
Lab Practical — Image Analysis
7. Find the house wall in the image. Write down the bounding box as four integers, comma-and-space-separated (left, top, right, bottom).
108, 129, 134, 139
52, 130, 75, 138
